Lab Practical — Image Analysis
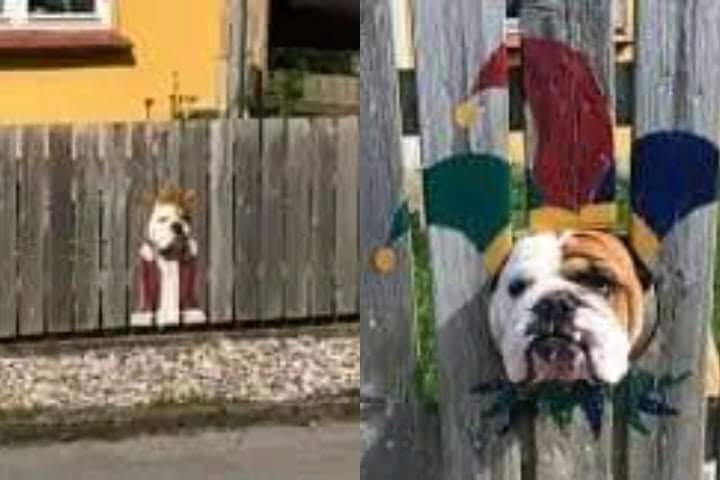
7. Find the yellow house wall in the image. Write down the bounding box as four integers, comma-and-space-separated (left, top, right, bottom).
0, 0, 226, 124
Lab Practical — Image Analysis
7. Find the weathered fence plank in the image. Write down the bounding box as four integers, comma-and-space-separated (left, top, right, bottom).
627, 1, 720, 479
180, 120, 210, 324
101, 124, 130, 330
157, 122, 182, 187
0, 128, 18, 338
311, 118, 337, 317
303, 120, 323, 318
414, 0, 518, 479
208, 120, 235, 324
284, 118, 312, 320
45, 125, 76, 334
225, 0, 246, 117
18, 126, 47, 336
259, 118, 286, 320
73, 125, 102, 333
127, 123, 154, 328
235, 119, 262, 321
360, 0, 434, 478
335, 116, 359, 316
520, 1, 616, 478
148, 122, 169, 193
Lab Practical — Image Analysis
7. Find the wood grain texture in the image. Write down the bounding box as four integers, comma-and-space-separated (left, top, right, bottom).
73, 125, 102, 333
246, 0, 270, 104
534, 412, 613, 480
126, 123, 154, 327
180, 120, 210, 323
0, 128, 18, 338
303, 119, 323, 319
148, 122, 170, 192
101, 124, 130, 331
18, 126, 47, 337
45, 125, 76, 334
414, 0, 518, 479
335, 116, 359, 316
208, 120, 235, 323
234, 119, 262, 321
156, 122, 182, 188
284, 118, 312, 320
628, 2, 720, 479
361, 0, 441, 479
520, 1, 615, 479
2, 118, 358, 335
310, 118, 337, 317
259, 118, 286, 320
225, 0, 246, 117
246, 0, 269, 72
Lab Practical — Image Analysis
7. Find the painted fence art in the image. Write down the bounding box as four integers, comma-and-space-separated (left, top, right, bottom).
361, 0, 720, 479
0, 116, 358, 339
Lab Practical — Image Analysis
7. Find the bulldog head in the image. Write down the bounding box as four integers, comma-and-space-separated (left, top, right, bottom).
489, 230, 647, 385
146, 187, 196, 258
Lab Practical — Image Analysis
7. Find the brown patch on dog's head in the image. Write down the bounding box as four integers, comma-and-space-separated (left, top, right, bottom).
155, 186, 196, 221
561, 230, 645, 344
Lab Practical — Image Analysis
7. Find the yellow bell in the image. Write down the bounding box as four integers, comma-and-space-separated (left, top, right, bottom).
454, 100, 480, 129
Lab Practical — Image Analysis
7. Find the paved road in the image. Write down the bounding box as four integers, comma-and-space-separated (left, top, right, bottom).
0, 422, 359, 480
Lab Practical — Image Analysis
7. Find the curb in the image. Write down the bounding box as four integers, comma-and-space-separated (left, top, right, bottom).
0, 323, 359, 358
0, 393, 359, 446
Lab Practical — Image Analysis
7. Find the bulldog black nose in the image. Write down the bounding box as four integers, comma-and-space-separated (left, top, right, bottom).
530, 291, 580, 333
171, 222, 184, 235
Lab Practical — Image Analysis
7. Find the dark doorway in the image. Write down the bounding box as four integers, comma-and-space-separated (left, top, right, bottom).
270, 0, 359, 51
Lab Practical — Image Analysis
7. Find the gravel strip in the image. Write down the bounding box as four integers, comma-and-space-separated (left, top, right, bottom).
0, 334, 359, 412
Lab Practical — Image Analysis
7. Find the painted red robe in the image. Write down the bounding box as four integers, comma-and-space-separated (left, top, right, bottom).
131, 241, 206, 327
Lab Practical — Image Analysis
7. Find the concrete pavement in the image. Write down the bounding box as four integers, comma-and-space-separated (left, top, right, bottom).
0, 422, 359, 480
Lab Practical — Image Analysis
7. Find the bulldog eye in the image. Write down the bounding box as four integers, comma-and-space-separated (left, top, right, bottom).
508, 278, 533, 297
158, 216, 169, 223
576, 273, 616, 297
594, 279, 615, 297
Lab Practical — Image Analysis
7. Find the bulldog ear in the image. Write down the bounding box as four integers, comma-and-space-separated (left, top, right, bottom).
619, 234, 655, 291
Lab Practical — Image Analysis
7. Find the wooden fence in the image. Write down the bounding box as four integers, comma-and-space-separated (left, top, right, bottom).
0, 116, 358, 339
361, 0, 720, 479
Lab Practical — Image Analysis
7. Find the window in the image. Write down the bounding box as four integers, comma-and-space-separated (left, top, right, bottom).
507, 0, 521, 18
505, 0, 631, 37
29, 0, 95, 14
0, 0, 112, 28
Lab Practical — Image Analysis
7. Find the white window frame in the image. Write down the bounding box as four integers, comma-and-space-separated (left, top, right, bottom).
0, 0, 112, 29
504, 0, 631, 38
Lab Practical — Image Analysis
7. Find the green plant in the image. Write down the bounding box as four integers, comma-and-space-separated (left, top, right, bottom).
276, 70, 306, 117
270, 48, 356, 75
411, 213, 440, 409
